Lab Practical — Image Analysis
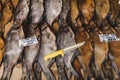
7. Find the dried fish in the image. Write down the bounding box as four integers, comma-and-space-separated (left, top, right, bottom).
11, 0, 19, 8
21, 0, 43, 79
37, 23, 57, 80
74, 18, 93, 79
1, 26, 25, 80
57, 25, 80, 80
100, 20, 120, 79
77, 0, 95, 25
1, 0, 30, 79
1, 0, 13, 32
0, 32, 4, 66
0, 1, 4, 66
85, 21, 108, 79
45, 0, 62, 26
108, 0, 120, 26
94, 0, 110, 26
56, 0, 80, 79
0, 1, 2, 18
69, 0, 79, 27
115, 13, 120, 35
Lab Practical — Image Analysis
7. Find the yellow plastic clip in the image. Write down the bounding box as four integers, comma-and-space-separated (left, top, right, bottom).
44, 49, 64, 61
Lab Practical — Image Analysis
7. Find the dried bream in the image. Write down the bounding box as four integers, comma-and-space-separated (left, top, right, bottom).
0, 1, 2, 18
108, 0, 120, 26
1, 0, 13, 33
94, 0, 110, 26
21, 0, 43, 79
36, 23, 57, 80
11, 0, 19, 8
45, 0, 62, 26
73, 18, 93, 79
114, 13, 120, 35
1, 0, 30, 79
100, 20, 120, 79
0, 0, 4, 66
77, 0, 95, 25
56, 0, 80, 79
85, 21, 108, 79
69, 0, 79, 27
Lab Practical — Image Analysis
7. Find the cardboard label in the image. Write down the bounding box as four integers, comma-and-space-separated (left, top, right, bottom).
99, 34, 120, 42
19, 36, 38, 47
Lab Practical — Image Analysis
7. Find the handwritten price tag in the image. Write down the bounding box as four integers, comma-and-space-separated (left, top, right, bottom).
99, 34, 120, 42
19, 36, 38, 47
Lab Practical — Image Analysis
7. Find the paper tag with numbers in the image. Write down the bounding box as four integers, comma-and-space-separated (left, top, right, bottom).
119, 0, 120, 4
99, 34, 120, 42
19, 36, 38, 47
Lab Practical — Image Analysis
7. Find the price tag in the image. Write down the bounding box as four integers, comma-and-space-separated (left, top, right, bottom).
99, 34, 120, 42
19, 36, 38, 47
119, 0, 120, 4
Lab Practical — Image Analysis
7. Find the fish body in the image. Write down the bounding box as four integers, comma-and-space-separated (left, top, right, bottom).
57, 25, 80, 80
78, 0, 95, 24
13, 0, 30, 28
1, 0, 13, 32
69, 0, 79, 27
100, 20, 120, 79
11, 0, 19, 8
86, 21, 108, 79
0, 33, 4, 66
74, 18, 93, 79
45, 0, 62, 26
115, 14, 120, 35
0, 1, 4, 66
30, 0, 44, 24
94, 0, 110, 26
56, 0, 80, 79
2, 26, 24, 80
22, 0, 43, 79
1, 0, 30, 80
37, 23, 57, 80
108, 0, 120, 26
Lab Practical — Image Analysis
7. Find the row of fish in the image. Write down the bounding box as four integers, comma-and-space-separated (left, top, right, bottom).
0, 0, 120, 80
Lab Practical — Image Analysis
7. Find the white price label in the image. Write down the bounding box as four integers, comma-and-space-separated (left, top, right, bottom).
19, 36, 38, 47
119, 0, 120, 4
99, 34, 120, 42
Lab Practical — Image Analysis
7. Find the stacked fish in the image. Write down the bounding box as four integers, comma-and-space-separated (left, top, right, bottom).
0, 0, 120, 80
